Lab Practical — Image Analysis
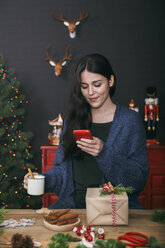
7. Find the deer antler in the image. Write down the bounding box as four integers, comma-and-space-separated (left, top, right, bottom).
45, 45, 56, 63
52, 12, 68, 22
52, 11, 88, 24
73, 10, 88, 23
45, 45, 72, 76
52, 11, 88, 39
60, 45, 72, 64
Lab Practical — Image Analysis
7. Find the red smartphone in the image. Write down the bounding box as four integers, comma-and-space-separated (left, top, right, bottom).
73, 130, 93, 141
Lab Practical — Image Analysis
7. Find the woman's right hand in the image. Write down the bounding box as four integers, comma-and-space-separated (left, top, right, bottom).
23, 172, 39, 190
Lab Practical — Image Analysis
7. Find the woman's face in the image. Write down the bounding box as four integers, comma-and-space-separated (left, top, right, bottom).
80, 69, 114, 110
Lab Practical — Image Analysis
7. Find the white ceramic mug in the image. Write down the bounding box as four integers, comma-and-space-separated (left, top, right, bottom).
27, 175, 45, 195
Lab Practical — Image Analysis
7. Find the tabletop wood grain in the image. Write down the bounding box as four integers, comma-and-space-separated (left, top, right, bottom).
0, 209, 164, 247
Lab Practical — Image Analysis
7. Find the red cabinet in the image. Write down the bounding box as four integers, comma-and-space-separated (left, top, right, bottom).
41, 142, 58, 207
41, 142, 165, 209
138, 143, 165, 209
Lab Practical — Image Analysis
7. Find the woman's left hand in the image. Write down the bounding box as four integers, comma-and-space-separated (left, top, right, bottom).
76, 137, 103, 156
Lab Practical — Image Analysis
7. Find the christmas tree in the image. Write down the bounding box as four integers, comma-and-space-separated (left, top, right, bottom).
0, 54, 41, 209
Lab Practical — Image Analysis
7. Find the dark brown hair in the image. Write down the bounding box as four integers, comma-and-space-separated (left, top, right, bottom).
62, 53, 116, 160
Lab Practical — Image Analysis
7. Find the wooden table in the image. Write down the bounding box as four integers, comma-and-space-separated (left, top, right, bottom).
0, 209, 165, 247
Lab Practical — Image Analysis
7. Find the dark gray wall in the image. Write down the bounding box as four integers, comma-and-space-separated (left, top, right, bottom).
0, 0, 164, 171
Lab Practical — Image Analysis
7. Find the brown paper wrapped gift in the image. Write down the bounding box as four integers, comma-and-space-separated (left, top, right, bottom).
86, 188, 128, 225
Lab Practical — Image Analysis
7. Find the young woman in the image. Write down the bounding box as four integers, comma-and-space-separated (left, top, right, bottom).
24, 54, 149, 209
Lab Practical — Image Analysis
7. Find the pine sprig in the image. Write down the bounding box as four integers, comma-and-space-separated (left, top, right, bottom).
146, 236, 165, 248
151, 209, 165, 224
74, 236, 165, 248
0, 206, 9, 224
0, 207, 9, 234
74, 238, 126, 248
100, 184, 134, 196
114, 184, 134, 195
48, 233, 81, 248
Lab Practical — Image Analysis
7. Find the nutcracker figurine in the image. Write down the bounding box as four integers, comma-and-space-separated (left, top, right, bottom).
144, 87, 159, 141
48, 113, 63, 145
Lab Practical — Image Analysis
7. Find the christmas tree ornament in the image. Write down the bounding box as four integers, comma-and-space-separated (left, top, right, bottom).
97, 227, 105, 239
102, 181, 115, 193
73, 224, 86, 236
45, 45, 72, 76
52, 11, 88, 39
82, 230, 95, 248
87, 225, 95, 232
129, 98, 139, 112
48, 114, 63, 145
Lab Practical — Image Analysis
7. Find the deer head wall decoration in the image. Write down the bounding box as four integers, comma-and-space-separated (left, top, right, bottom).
52, 11, 88, 39
45, 45, 72, 76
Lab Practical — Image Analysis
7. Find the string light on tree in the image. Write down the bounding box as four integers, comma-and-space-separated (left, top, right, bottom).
0, 53, 41, 209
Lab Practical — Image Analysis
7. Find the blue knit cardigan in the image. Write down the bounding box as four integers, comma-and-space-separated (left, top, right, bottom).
43, 104, 149, 209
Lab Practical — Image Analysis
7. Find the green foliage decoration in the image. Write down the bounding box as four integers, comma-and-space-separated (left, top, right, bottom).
74, 236, 165, 248
0, 54, 41, 209
151, 209, 165, 224
0, 207, 9, 234
48, 233, 81, 248
100, 184, 134, 196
